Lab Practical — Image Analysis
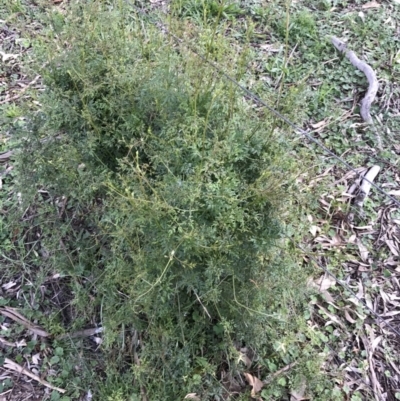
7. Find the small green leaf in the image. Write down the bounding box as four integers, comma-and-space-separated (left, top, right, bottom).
50, 356, 60, 365
50, 390, 61, 401
277, 377, 286, 386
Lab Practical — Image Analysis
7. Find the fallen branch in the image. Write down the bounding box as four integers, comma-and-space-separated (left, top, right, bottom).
354, 165, 381, 209
0, 307, 104, 342
4, 357, 66, 393
331, 37, 378, 123
57, 326, 103, 340
0, 150, 13, 163
0, 307, 50, 337
331, 37, 382, 149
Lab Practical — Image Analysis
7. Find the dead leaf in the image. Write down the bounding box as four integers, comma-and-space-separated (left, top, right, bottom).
1, 281, 16, 290
93, 337, 103, 345
388, 190, 400, 196
238, 352, 252, 369
32, 353, 41, 365
344, 310, 357, 324
0, 337, 15, 347
184, 394, 200, 401
348, 234, 357, 244
310, 120, 327, 129
356, 239, 369, 262
321, 291, 335, 303
259, 44, 282, 52
309, 225, 319, 237
370, 336, 382, 353
362, 1, 380, 8
381, 310, 400, 317
356, 281, 364, 299
317, 304, 346, 329
0, 51, 19, 62
353, 225, 373, 230
244, 372, 264, 398
385, 239, 399, 256
332, 233, 343, 246
365, 293, 373, 311
15, 339, 26, 348
313, 275, 336, 292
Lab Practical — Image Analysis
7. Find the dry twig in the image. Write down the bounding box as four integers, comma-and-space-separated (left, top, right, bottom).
4, 358, 66, 393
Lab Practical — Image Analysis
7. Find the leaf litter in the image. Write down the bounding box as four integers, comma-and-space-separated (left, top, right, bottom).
305, 158, 400, 399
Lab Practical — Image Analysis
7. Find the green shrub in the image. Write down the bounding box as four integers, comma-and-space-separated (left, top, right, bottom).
173, 0, 243, 21
15, 1, 323, 399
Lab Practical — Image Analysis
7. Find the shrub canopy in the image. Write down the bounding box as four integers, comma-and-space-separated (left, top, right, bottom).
15, 2, 318, 399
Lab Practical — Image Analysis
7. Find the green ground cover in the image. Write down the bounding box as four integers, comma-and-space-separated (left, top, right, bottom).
1, 1, 400, 400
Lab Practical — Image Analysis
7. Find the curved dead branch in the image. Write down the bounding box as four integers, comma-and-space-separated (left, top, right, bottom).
331, 36, 379, 123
